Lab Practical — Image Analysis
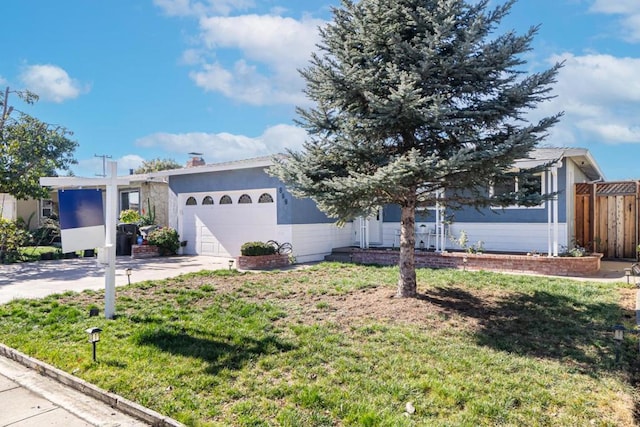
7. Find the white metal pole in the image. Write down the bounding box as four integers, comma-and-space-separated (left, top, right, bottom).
547, 169, 552, 257
104, 161, 118, 319
552, 166, 559, 256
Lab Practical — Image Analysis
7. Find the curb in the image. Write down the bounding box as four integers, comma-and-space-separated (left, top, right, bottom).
0, 343, 183, 427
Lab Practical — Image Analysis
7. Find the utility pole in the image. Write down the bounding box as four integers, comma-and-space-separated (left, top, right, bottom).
95, 154, 112, 177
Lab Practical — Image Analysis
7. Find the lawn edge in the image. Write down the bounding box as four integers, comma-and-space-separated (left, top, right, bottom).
0, 343, 183, 427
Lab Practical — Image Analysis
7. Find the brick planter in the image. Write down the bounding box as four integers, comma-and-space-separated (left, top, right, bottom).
346, 248, 602, 276
237, 254, 290, 270
131, 244, 160, 259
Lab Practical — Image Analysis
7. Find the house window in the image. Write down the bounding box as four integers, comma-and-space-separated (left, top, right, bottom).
219, 195, 232, 205
491, 174, 544, 208
258, 193, 274, 203
121, 190, 140, 211
238, 194, 252, 204
202, 196, 214, 205
185, 196, 197, 206
41, 199, 55, 218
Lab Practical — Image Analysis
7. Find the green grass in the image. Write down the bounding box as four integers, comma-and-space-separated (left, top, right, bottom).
0, 264, 637, 426
15, 245, 62, 262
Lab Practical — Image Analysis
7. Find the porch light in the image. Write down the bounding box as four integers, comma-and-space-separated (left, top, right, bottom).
228, 259, 234, 270
85, 327, 102, 362
125, 268, 132, 285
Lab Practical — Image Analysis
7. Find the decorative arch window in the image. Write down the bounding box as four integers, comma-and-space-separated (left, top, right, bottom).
219, 195, 232, 205
258, 193, 274, 203
202, 196, 214, 205
238, 194, 252, 204
185, 196, 197, 206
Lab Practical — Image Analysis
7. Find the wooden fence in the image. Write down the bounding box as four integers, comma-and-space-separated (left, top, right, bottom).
575, 182, 639, 259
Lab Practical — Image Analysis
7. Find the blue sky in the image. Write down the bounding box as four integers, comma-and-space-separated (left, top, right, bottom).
1, 0, 638, 179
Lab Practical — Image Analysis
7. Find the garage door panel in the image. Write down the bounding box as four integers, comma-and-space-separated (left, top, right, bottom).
180, 191, 277, 256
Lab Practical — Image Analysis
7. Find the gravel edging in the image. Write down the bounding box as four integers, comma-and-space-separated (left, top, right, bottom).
0, 343, 183, 427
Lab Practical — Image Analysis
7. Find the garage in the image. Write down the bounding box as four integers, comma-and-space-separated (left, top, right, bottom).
178, 189, 278, 257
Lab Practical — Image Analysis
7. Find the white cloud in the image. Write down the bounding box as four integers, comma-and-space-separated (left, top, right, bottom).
190, 14, 324, 106
0, 76, 6, 86
590, 0, 640, 42
135, 124, 307, 162
534, 53, 640, 146
154, 0, 254, 17
590, 0, 640, 15
19, 64, 87, 103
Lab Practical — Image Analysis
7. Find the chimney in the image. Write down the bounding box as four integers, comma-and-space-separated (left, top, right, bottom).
187, 152, 205, 168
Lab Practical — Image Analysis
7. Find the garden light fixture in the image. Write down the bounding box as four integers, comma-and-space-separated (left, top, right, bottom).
125, 268, 132, 285
228, 259, 234, 270
613, 324, 625, 342
86, 327, 102, 362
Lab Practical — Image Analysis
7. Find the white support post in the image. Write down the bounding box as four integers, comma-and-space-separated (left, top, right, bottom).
547, 169, 552, 257
104, 161, 118, 319
552, 165, 560, 257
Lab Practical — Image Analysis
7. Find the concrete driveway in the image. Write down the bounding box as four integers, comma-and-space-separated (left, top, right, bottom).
0, 255, 230, 305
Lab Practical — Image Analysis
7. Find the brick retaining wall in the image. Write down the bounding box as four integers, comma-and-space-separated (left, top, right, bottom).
347, 249, 602, 276
131, 244, 160, 259
237, 254, 290, 270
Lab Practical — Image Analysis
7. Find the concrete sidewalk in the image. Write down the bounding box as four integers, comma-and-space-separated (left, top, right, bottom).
0, 354, 148, 426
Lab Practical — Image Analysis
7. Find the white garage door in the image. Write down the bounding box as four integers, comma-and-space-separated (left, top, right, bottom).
179, 190, 277, 256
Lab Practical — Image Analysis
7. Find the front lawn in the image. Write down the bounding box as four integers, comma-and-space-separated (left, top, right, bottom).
0, 264, 637, 426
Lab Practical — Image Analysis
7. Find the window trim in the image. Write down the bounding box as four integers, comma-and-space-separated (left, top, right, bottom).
490, 173, 545, 210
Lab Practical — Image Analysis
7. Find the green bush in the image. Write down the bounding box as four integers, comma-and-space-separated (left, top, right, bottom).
119, 209, 141, 224
240, 241, 277, 256
0, 218, 31, 263
147, 227, 180, 255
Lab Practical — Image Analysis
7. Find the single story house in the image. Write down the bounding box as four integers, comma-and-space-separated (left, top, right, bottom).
137, 147, 605, 262
23, 147, 607, 261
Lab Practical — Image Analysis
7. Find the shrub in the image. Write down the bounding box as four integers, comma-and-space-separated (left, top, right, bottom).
559, 244, 588, 257
241, 241, 277, 256
0, 218, 31, 263
147, 227, 180, 255
30, 217, 60, 246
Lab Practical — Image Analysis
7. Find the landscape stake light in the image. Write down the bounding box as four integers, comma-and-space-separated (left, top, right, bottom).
86, 327, 102, 362
228, 259, 234, 270
613, 324, 626, 363
125, 268, 132, 285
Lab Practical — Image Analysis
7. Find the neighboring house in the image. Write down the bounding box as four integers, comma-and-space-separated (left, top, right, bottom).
150, 147, 605, 262
0, 177, 169, 231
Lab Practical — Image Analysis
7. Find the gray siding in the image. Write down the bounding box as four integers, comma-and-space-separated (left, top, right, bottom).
168, 167, 335, 225
384, 163, 569, 224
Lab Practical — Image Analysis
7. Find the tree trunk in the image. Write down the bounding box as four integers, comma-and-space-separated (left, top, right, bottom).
397, 203, 417, 297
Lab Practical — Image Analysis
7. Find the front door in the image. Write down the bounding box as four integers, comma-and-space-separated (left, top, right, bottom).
353, 209, 383, 247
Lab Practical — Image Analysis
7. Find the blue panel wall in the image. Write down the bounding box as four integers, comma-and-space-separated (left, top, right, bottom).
169, 167, 335, 225
383, 164, 568, 224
